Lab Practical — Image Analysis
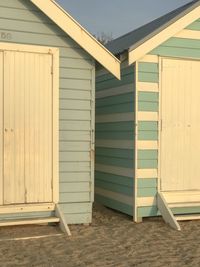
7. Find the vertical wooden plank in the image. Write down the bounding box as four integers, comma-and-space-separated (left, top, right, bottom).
14, 52, 25, 203
134, 62, 139, 222
41, 53, 53, 202
52, 49, 59, 203
25, 52, 53, 203
161, 58, 200, 191
90, 65, 95, 202
158, 57, 162, 195
4, 51, 25, 204
24, 52, 30, 203
0, 52, 3, 205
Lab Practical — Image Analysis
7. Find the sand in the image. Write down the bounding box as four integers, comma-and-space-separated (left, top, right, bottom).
0, 203, 200, 267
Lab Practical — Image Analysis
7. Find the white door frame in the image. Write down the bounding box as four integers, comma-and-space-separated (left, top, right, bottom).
0, 42, 59, 211
158, 56, 200, 204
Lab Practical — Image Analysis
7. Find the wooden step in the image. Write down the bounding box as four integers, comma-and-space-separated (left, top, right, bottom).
175, 214, 200, 221
0, 217, 60, 227
0, 203, 55, 214
169, 202, 200, 208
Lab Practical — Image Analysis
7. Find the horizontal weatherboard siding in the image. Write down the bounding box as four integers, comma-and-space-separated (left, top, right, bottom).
138, 178, 157, 188
138, 91, 159, 112
138, 62, 159, 83
150, 37, 200, 59
96, 121, 134, 132
96, 194, 133, 216
96, 93, 134, 108
95, 61, 135, 214
137, 188, 157, 198
136, 18, 200, 221
96, 131, 134, 140
96, 147, 134, 159
96, 155, 134, 168
95, 171, 133, 186
96, 66, 134, 91
186, 20, 200, 31
138, 206, 200, 218
0, 0, 95, 223
96, 180, 133, 196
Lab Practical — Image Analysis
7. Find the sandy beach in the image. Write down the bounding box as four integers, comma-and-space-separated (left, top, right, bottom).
0, 203, 200, 267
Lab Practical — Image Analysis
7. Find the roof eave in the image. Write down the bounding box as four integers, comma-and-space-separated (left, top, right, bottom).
30, 0, 121, 79
128, 2, 200, 65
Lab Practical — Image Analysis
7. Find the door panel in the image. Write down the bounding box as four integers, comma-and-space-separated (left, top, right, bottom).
161, 58, 200, 192
3, 51, 53, 204
0, 52, 3, 205
4, 51, 25, 204
24, 52, 53, 203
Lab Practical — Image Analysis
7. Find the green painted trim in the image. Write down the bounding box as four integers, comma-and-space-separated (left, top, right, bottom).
96, 103, 134, 115
96, 66, 134, 83
138, 206, 200, 218
138, 131, 158, 140
138, 72, 159, 83
138, 178, 157, 188
138, 101, 158, 112
138, 150, 158, 160
138, 159, 158, 169
186, 21, 200, 31
138, 92, 159, 102
162, 37, 200, 49
137, 206, 158, 217
96, 147, 134, 159
96, 155, 134, 168
95, 194, 133, 216
96, 180, 133, 196
137, 187, 157, 197
172, 206, 200, 214
96, 92, 134, 107
96, 131, 134, 140
138, 62, 158, 73
96, 121, 134, 132
0, 211, 54, 221
95, 171, 133, 186
138, 121, 158, 131
96, 77, 134, 91
150, 46, 200, 59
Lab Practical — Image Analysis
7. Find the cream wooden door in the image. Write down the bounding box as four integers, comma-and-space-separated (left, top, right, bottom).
161, 58, 200, 192
3, 50, 53, 205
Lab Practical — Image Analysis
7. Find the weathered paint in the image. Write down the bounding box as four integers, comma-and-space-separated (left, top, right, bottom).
0, 0, 95, 224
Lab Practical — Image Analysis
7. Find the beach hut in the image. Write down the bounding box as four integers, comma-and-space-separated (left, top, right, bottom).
0, 0, 120, 233
95, 0, 200, 230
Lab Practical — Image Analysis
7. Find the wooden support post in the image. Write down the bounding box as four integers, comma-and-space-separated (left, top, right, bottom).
55, 204, 71, 236
157, 192, 181, 231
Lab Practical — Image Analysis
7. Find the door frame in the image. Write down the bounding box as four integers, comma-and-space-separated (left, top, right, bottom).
158, 56, 200, 204
0, 42, 59, 209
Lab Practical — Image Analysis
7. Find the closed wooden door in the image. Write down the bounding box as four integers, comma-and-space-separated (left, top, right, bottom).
3, 50, 53, 205
161, 58, 200, 192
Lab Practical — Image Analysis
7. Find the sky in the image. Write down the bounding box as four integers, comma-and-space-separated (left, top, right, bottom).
57, 0, 192, 38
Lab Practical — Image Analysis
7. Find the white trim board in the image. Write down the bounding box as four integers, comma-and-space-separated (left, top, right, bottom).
30, 0, 120, 79
129, 4, 200, 64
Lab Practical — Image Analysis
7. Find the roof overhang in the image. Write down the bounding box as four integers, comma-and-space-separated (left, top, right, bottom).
30, 0, 120, 79
128, 3, 200, 65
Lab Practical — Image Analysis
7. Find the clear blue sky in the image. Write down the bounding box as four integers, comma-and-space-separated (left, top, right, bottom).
57, 0, 191, 38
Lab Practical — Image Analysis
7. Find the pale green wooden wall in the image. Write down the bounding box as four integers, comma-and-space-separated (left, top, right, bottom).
96, 17, 200, 221
95, 62, 135, 216
137, 18, 200, 219
0, 0, 95, 224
